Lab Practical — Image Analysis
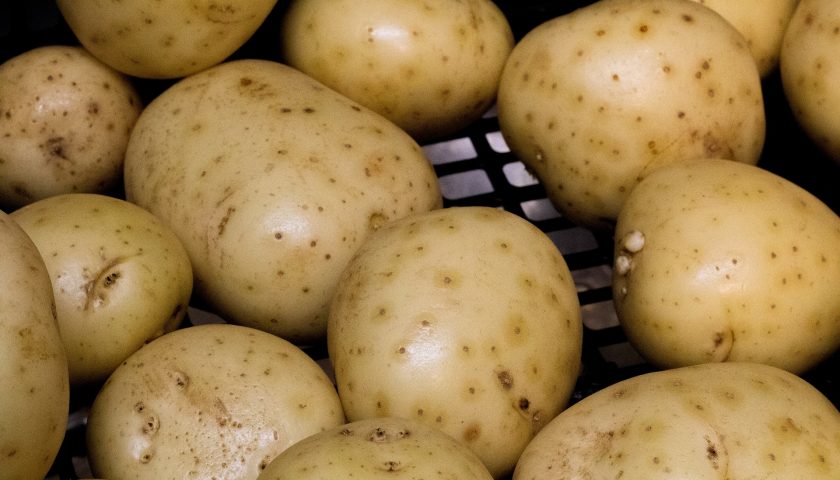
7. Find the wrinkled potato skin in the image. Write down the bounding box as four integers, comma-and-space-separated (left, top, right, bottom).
281, 0, 514, 142
328, 207, 582, 478
11, 193, 193, 385
497, 0, 765, 229
259, 416, 494, 479
86, 323, 345, 480
124, 59, 441, 344
0, 211, 69, 479
0, 45, 141, 210
612, 159, 840, 374
514, 362, 840, 479
780, 0, 840, 164
56, 0, 278, 79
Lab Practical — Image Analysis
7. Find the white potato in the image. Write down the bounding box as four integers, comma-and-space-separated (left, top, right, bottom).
497, 0, 765, 229
11, 193, 193, 385
328, 206, 582, 478
612, 158, 840, 374
0, 210, 69, 478
56, 0, 278, 79
258, 416, 494, 479
86, 323, 345, 479
281, 0, 514, 141
0, 45, 141, 210
780, 0, 840, 164
124, 59, 442, 344
514, 362, 840, 479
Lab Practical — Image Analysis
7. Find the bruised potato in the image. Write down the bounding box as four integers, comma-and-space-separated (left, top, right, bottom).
86, 323, 345, 479
328, 206, 582, 478
258, 417, 494, 479
612, 159, 840, 374
497, 0, 765, 229
0, 45, 141, 210
514, 362, 840, 479
11, 193, 193, 385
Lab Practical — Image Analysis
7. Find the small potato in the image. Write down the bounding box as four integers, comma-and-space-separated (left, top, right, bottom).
56, 0, 278, 79
513, 362, 840, 479
11, 193, 193, 385
612, 158, 840, 374
258, 416, 494, 479
780, 0, 840, 164
328, 206, 582, 478
0, 45, 141, 210
281, 0, 514, 141
0, 210, 69, 479
86, 323, 345, 479
497, 0, 765, 229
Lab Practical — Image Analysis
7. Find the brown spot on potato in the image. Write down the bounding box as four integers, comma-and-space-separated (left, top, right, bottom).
463, 424, 481, 442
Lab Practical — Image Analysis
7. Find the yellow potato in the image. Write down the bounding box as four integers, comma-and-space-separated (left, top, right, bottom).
497, 0, 765, 229
86, 323, 345, 479
0, 210, 69, 478
56, 0, 278, 79
612, 158, 840, 374
123, 59, 442, 344
11, 193, 193, 385
0, 45, 141, 210
328, 206, 582, 478
514, 362, 840, 479
281, 0, 514, 141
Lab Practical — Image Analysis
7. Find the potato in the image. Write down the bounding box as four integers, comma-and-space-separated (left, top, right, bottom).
55, 0, 278, 79
497, 0, 765, 230
123, 59, 441, 344
0, 210, 69, 478
780, 0, 840, 164
689, 0, 799, 77
0, 45, 141, 210
258, 416, 494, 479
612, 158, 840, 374
10, 193, 193, 385
513, 362, 840, 479
86, 323, 345, 479
280, 0, 514, 141
328, 206, 582, 478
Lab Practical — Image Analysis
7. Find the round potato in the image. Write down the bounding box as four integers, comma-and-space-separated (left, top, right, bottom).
124, 59, 441, 344
11, 193, 193, 385
328, 206, 582, 478
56, 0, 278, 79
280, 0, 514, 141
0, 210, 69, 478
259, 416, 494, 479
0, 45, 141, 210
780, 0, 840, 164
86, 323, 345, 479
497, 0, 765, 229
612, 158, 840, 374
513, 362, 840, 479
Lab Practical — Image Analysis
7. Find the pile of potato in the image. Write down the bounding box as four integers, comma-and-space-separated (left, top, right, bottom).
1, 0, 839, 479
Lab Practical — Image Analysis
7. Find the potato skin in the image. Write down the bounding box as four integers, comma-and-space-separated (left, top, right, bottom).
0, 211, 69, 479
513, 362, 840, 479
0, 45, 141, 210
612, 158, 840, 374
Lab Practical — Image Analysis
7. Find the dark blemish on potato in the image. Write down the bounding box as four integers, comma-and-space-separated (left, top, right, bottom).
303, 107, 315, 113
519, 398, 530, 410
463, 424, 481, 442
496, 369, 513, 389
217, 206, 235, 236
682, 14, 694, 22
381, 461, 402, 472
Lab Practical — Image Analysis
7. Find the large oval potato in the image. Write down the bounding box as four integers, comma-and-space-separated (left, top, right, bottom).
497, 0, 765, 229
86, 323, 345, 479
514, 362, 840, 479
281, 0, 514, 142
124, 59, 442, 344
11, 193, 193, 385
0, 210, 69, 478
328, 206, 582, 478
56, 0, 278, 79
612, 158, 840, 374
0, 45, 141, 210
